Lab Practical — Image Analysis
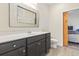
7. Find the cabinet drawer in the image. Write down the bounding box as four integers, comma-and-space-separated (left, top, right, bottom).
10, 39, 26, 48
27, 34, 45, 44
0, 39, 26, 55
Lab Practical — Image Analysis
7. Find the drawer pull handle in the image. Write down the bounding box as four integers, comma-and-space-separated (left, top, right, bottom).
13, 45, 16, 47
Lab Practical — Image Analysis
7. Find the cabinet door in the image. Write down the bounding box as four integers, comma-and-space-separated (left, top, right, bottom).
27, 41, 41, 56
63, 12, 68, 46
40, 39, 45, 55
2, 49, 19, 56
27, 39, 46, 56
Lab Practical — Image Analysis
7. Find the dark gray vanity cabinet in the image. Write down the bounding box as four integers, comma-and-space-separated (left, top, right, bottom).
0, 39, 26, 56
0, 33, 51, 56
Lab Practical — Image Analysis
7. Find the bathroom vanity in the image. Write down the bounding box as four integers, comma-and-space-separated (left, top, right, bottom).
0, 32, 51, 56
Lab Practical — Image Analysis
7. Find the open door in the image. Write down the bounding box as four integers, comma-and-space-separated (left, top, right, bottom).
63, 12, 68, 46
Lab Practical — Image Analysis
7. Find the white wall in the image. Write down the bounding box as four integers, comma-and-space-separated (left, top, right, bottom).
49, 3, 79, 46
68, 9, 79, 31
37, 3, 50, 32
0, 3, 50, 32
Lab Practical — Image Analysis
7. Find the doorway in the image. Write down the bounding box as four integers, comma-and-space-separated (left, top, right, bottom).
63, 9, 79, 48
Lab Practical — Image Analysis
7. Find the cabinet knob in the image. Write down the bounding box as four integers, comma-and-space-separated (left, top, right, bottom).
13, 44, 16, 47
37, 43, 41, 45
23, 49, 26, 53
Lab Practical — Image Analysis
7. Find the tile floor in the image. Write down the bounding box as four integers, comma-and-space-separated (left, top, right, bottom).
47, 47, 79, 56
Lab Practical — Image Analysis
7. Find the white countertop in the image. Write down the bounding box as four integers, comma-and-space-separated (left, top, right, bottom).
0, 31, 49, 44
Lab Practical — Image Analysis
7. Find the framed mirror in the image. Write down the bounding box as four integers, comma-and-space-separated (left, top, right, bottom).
9, 3, 39, 27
